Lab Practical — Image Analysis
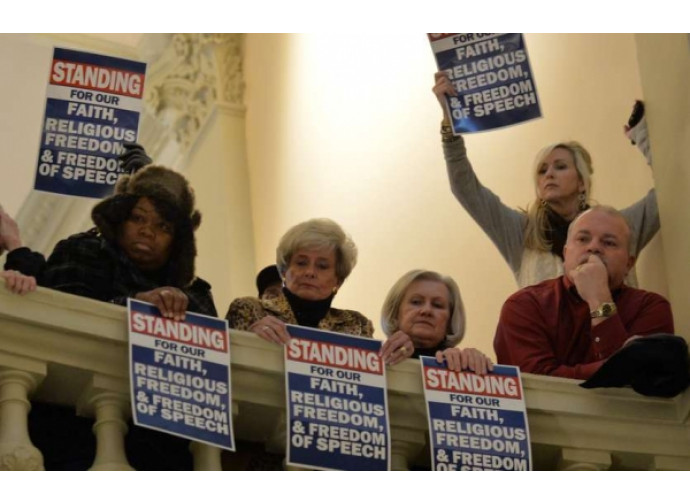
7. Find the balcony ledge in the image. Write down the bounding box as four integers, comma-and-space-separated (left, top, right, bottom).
1, 286, 689, 470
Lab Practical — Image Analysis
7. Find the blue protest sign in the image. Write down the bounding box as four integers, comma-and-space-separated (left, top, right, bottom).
34, 48, 147, 198
128, 299, 235, 451
429, 33, 541, 134
421, 357, 531, 470
284, 325, 390, 470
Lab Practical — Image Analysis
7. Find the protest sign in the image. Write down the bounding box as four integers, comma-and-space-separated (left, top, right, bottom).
34, 48, 146, 198
285, 325, 390, 470
429, 33, 541, 134
128, 299, 235, 451
421, 357, 531, 470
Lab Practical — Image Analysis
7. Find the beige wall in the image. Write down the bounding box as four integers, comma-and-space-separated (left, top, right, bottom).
243, 34, 668, 358
635, 34, 690, 338
185, 106, 257, 316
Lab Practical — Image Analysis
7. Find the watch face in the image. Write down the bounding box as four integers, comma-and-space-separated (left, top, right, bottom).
592, 303, 616, 318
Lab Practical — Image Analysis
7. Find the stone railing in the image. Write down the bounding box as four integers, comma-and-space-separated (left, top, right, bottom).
1, 285, 689, 470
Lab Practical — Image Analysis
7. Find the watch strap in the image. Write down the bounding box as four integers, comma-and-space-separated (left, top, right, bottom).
590, 302, 617, 318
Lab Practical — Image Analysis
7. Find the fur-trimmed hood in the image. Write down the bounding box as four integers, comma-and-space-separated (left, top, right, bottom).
91, 165, 201, 287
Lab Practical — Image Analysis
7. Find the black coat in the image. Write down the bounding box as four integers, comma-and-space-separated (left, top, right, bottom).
38, 229, 216, 316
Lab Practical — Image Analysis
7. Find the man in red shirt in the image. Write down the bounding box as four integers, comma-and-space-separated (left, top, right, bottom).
494, 205, 674, 380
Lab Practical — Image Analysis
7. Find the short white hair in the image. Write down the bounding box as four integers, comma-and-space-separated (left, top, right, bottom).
276, 218, 357, 283
380, 270, 465, 348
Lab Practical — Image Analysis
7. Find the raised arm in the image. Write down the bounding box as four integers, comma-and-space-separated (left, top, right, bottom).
620, 101, 660, 255
433, 72, 527, 273
620, 189, 659, 256
443, 137, 528, 272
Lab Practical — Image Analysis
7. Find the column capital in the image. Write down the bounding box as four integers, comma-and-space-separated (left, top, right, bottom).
142, 33, 245, 151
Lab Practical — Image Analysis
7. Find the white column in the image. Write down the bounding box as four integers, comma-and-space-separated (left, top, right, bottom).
88, 392, 133, 471
78, 375, 132, 471
0, 368, 45, 470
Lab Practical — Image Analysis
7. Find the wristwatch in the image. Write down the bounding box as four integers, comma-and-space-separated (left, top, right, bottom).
440, 120, 459, 143
590, 302, 617, 319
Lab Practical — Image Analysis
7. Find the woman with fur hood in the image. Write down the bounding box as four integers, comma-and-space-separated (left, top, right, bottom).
6, 164, 216, 319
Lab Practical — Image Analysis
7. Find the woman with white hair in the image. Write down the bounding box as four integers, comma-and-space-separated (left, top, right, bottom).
379, 269, 492, 374
433, 72, 659, 288
226, 218, 373, 343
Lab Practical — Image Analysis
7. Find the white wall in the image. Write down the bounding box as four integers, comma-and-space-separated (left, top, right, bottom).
244, 34, 667, 358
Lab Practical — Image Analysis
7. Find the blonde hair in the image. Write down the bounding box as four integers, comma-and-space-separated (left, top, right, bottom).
523, 141, 594, 251
276, 218, 357, 283
380, 270, 465, 348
